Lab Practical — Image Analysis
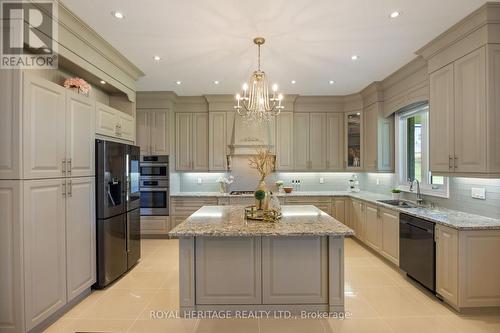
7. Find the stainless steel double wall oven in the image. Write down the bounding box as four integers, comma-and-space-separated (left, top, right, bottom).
139, 155, 169, 216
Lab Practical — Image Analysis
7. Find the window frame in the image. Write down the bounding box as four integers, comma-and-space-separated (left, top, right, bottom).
395, 103, 449, 198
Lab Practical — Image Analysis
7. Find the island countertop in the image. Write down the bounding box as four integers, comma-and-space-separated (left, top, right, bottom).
169, 205, 354, 237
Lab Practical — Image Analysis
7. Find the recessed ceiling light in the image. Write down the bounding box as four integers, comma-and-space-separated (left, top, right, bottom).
153, 55, 161, 61
389, 11, 401, 19
214, 80, 219, 85
112, 11, 124, 19
351, 55, 359, 61
329, 80, 335, 85
175, 81, 182, 85
291, 80, 296, 84
100, 80, 106, 84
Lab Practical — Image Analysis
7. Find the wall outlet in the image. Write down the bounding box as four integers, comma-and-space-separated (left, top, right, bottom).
376, 178, 380, 185
197, 177, 202, 185
471, 187, 486, 200
319, 177, 324, 184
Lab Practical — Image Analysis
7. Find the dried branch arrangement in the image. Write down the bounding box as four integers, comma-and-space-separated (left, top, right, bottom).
248, 149, 275, 181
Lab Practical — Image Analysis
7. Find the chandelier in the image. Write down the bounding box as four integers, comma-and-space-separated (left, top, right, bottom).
235, 37, 284, 122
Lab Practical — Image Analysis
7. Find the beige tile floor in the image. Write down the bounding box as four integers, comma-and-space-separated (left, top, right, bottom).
45, 237, 500, 333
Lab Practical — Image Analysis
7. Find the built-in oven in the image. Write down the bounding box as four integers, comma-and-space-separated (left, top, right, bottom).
139, 156, 169, 216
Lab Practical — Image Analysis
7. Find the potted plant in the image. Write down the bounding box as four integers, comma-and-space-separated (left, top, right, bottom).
391, 188, 402, 200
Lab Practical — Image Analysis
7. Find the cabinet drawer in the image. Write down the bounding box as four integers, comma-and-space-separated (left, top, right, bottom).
140, 216, 169, 233
170, 197, 218, 215
285, 196, 331, 203
171, 216, 189, 228
229, 197, 255, 205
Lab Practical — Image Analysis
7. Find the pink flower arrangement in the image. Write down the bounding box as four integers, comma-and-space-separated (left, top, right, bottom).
63, 77, 91, 95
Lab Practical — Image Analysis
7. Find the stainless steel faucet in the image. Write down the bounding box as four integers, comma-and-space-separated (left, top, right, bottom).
409, 179, 424, 206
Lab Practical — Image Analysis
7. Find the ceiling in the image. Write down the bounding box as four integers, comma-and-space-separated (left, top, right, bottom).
61, 0, 493, 96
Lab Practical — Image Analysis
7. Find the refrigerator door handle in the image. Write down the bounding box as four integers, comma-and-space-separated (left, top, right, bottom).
126, 218, 130, 253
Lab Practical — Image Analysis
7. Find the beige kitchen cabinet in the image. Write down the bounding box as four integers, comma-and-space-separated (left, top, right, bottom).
429, 46, 500, 176
436, 224, 459, 306
170, 196, 218, 230
351, 200, 365, 241
285, 196, 332, 215
364, 204, 381, 251
275, 112, 294, 171
96, 102, 135, 142
326, 113, 344, 171
140, 216, 170, 236
332, 198, 346, 224
293, 112, 327, 171
175, 112, 209, 171
345, 112, 363, 170
23, 75, 95, 179
22, 75, 66, 179
363, 102, 394, 172
0, 181, 23, 333
136, 109, 169, 155
66, 92, 95, 177
65, 177, 96, 301
23, 179, 67, 330
209, 112, 233, 171
380, 208, 399, 265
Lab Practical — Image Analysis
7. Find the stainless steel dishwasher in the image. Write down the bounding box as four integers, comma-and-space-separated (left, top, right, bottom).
399, 213, 436, 293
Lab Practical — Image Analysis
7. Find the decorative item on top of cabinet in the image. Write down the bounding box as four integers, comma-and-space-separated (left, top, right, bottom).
175, 112, 209, 171
136, 109, 169, 155
345, 112, 363, 170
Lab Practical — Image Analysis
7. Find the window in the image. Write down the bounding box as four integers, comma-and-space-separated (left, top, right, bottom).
396, 102, 449, 197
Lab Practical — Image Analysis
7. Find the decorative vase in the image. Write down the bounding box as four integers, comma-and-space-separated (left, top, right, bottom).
218, 182, 226, 193
255, 180, 269, 211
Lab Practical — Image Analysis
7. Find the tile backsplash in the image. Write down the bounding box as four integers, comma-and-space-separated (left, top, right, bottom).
174, 170, 500, 219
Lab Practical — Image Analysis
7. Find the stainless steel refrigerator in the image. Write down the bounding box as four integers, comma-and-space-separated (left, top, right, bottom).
95, 139, 141, 289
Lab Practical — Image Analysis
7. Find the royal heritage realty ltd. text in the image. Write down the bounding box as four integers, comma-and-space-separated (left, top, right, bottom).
150, 310, 352, 320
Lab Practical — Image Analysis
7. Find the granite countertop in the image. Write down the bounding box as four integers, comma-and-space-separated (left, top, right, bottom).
170, 191, 500, 231
168, 205, 355, 237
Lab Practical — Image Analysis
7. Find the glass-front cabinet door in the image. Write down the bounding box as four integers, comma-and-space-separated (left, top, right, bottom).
345, 112, 363, 170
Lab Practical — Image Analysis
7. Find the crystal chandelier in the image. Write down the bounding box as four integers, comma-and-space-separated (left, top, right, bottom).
235, 37, 284, 122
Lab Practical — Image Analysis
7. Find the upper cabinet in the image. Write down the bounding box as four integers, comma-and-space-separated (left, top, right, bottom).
293, 112, 327, 171
209, 111, 234, 171
175, 112, 209, 171
345, 112, 363, 170
136, 109, 169, 156
23, 75, 95, 179
326, 113, 344, 171
363, 102, 394, 173
275, 112, 294, 171
95, 102, 135, 142
429, 46, 499, 176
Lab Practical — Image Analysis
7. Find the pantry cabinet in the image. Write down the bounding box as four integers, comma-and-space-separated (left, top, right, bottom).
275, 112, 294, 171
429, 45, 500, 176
175, 112, 209, 171
96, 102, 135, 142
293, 112, 327, 171
23, 75, 95, 179
136, 109, 169, 155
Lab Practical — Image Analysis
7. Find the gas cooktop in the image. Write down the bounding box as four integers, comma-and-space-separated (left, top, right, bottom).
229, 191, 254, 195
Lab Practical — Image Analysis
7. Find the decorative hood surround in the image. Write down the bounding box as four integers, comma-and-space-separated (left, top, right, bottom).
229, 115, 275, 155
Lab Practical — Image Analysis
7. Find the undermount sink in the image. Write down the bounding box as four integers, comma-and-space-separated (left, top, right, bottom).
377, 200, 418, 208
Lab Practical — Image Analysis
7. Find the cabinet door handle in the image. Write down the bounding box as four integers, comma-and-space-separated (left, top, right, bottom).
67, 159, 72, 175
67, 180, 72, 197
449, 156, 453, 170
62, 159, 66, 176
454, 156, 458, 170
62, 180, 66, 197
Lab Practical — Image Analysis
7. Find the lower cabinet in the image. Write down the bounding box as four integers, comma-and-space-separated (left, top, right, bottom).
196, 237, 262, 305
332, 198, 346, 224
140, 216, 170, 235
170, 196, 218, 231
364, 204, 381, 251
436, 225, 459, 306
350, 200, 366, 241
284, 196, 332, 215
380, 208, 399, 265
23, 178, 95, 330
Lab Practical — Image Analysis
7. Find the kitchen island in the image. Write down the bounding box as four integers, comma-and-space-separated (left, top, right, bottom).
169, 205, 354, 315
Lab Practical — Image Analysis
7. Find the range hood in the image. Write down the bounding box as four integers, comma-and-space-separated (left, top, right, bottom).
228, 115, 275, 155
